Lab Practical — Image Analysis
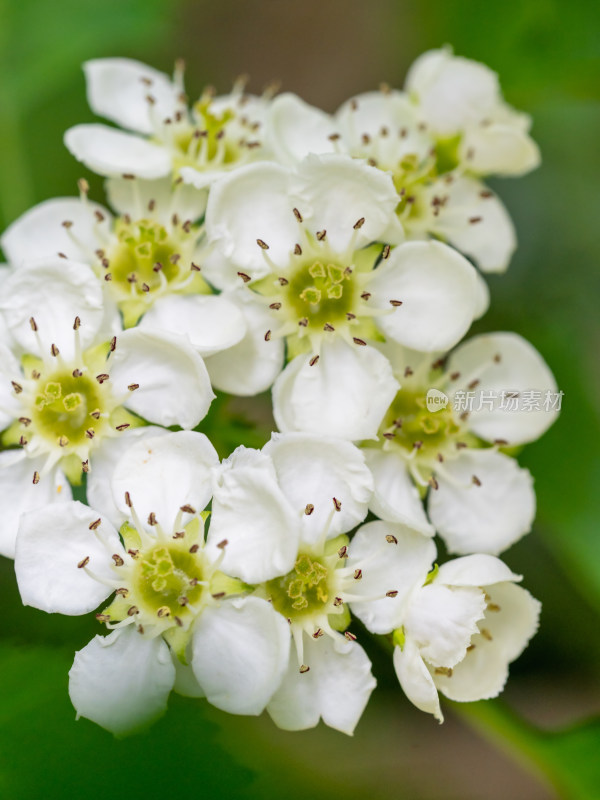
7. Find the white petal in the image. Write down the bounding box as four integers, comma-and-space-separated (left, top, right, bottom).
393, 638, 442, 721
108, 328, 214, 428
460, 123, 541, 177
447, 332, 559, 445
434, 583, 540, 702
207, 447, 300, 584
424, 177, 516, 273
436, 554, 521, 588
1, 198, 110, 267
86, 425, 168, 528
369, 241, 478, 351
347, 520, 436, 634
273, 338, 399, 441
69, 628, 175, 735
192, 596, 290, 715
204, 290, 284, 396
139, 294, 246, 356
292, 153, 401, 252
0, 260, 105, 359
404, 583, 486, 668
172, 659, 205, 698
111, 430, 218, 532
473, 271, 490, 318
105, 175, 207, 224
263, 432, 373, 543
363, 448, 434, 535
84, 58, 179, 135
64, 124, 172, 179
15, 499, 121, 614
406, 48, 499, 135
0, 451, 72, 558
204, 162, 297, 275
266, 93, 337, 164
267, 635, 375, 735
429, 449, 535, 555
0, 343, 23, 429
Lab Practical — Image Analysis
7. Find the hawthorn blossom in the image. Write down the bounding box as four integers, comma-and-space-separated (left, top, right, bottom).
15, 431, 290, 735
0, 260, 214, 556
392, 554, 541, 721
64, 58, 269, 184
204, 153, 481, 407
266, 90, 516, 272
405, 47, 541, 177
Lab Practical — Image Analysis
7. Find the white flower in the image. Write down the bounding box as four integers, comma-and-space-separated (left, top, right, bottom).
64, 58, 269, 184
205, 153, 480, 408
362, 333, 559, 554
207, 432, 378, 734
0, 260, 214, 556
267, 91, 516, 272
405, 47, 541, 177
392, 554, 541, 721
15, 431, 291, 735
1, 177, 247, 342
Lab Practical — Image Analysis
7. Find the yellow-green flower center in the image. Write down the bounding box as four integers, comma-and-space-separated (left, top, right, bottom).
266, 553, 331, 621
31, 371, 107, 447
380, 388, 462, 456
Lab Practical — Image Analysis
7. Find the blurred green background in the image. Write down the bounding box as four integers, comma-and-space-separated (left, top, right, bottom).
1, 0, 599, 797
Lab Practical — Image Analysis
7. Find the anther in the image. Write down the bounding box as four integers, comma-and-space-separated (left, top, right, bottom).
237, 271, 251, 283
128, 549, 139, 558
309, 355, 319, 366
313, 628, 324, 638
58, 436, 69, 447
437, 453, 444, 463
88, 518, 102, 530
466, 644, 476, 652
333, 497, 342, 511
434, 667, 453, 677
294, 243, 302, 255
19, 417, 31, 427
94, 210, 105, 222
390, 299, 403, 307
85, 429, 95, 439
157, 606, 170, 618
180, 504, 196, 514
269, 302, 282, 310
116, 423, 130, 432
468, 379, 480, 390
316, 229, 326, 241
169, 253, 181, 265
385, 534, 398, 544
481, 628, 493, 641
73, 369, 83, 378
11, 381, 23, 394
278, 277, 289, 286
178, 596, 189, 606
96, 613, 111, 622
78, 178, 90, 194
361, 133, 371, 145
292, 207, 303, 222
189, 544, 199, 554
73, 316, 81, 331
328, 133, 341, 141
211, 592, 226, 600
264, 330, 271, 341
29, 317, 38, 331
115, 587, 129, 597
128, 383, 140, 391
298, 318, 308, 327
353, 337, 367, 346
360, 292, 371, 301
493, 353, 502, 363
333, 597, 343, 606
494, 439, 508, 446
256, 239, 269, 250
382, 244, 391, 259
96, 374, 109, 384
304, 503, 314, 515
51, 344, 59, 357
32, 471, 40, 485
338, 545, 348, 559
112, 554, 125, 566
299, 665, 310, 674
323, 323, 335, 332
32, 370, 41, 379
382, 432, 395, 440
353, 217, 365, 230
487, 603, 501, 612
469, 217, 482, 224
109, 336, 117, 352
77, 556, 90, 569
344, 631, 357, 641
191, 262, 201, 272
472, 475, 482, 487
124, 491, 132, 507
127, 606, 139, 616
104, 274, 112, 281
147, 512, 157, 526
456, 442, 468, 449
58, 252, 67, 259
346, 313, 356, 320
413, 441, 423, 450
174, 616, 183, 627
428, 476, 439, 491
173, 531, 185, 539
480, 190, 493, 199
217, 539, 228, 549
353, 569, 362, 580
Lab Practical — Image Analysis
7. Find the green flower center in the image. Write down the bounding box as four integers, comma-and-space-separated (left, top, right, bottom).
380, 388, 462, 456
30, 371, 107, 447
286, 260, 357, 330
130, 543, 206, 622
266, 553, 331, 621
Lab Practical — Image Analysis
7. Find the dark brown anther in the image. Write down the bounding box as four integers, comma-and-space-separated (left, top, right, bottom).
353, 569, 362, 580
323, 323, 335, 332
264, 330, 272, 341
178, 596, 189, 606
472, 475, 482, 487
352, 337, 367, 346
51, 344, 60, 357
77, 556, 90, 569
313, 628, 324, 639
338, 545, 348, 559
304, 503, 314, 516
468, 379, 480, 390
82, 460, 90, 473
237, 271, 251, 283
96, 373, 109, 384
437, 453, 444, 463
32, 370, 40, 379
278, 277, 289, 286
104, 273, 112, 281
127, 606, 139, 616
29, 317, 38, 331
382, 244, 391, 260
361, 133, 371, 145
292, 207, 303, 223
487, 603, 501, 612
385, 534, 398, 544
294, 243, 302, 255
19, 417, 31, 427
494, 439, 509, 446
428, 476, 439, 491
190, 577, 199, 586
466, 644, 476, 652
94, 210, 105, 222
88, 518, 102, 531
353, 217, 365, 230
122, 174, 136, 181
469, 216, 482, 224
127, 273, 137, 284
450, 372, 460, 381
109, 336, 117, 352
173, 531, 185, 539
298, 318, 308, 327
211, 592, 226, 600
328, 133, 341, 142
269, 302, 282, 310
147, 512, 157, 526
115, 587, 129, 597
309, 355, 319, 366
72, 369, 83, 378
479, 190, 494, 199
112, 554, 125, 566
344, 631, 357, 641
189, 544, 199, 553
124, 492, 132, 507
58, 436, 69, 448
32, 471, 40, 485
346, 312, 356, 320
171, 213, 179, 227
360, 292, 371, 301
382, 432, 395, 440
169, 253, 181, 265
190, 262, 201, 272
180, 504, 196, 514
128, 549, 139, 558
174, 616, 183, 627
299, 665, 310, 674
333, 597, 343, 607
90, 410, 101, 420
217, 539, 228, 549
493, 353, 502, 363
332, 496, 342, 512
11, 381, 23, 394
404, 367, 413, 377
256, 238, 269, 250
143, 284, 152, 293
413, 441, 423, 450
316, 229, 326, 241
481, 628, 493, 641
456, 442, 468, 449
128, 383, 139, 391
101, 258, 110, 269
390, 299, 403, 307
58, 252, 67, 259
96, 613, 111, 622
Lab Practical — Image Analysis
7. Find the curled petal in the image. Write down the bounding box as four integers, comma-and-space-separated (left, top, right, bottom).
64, 124, 171, 179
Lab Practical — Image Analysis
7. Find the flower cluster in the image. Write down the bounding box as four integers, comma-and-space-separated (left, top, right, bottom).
1, 47, 555, 737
